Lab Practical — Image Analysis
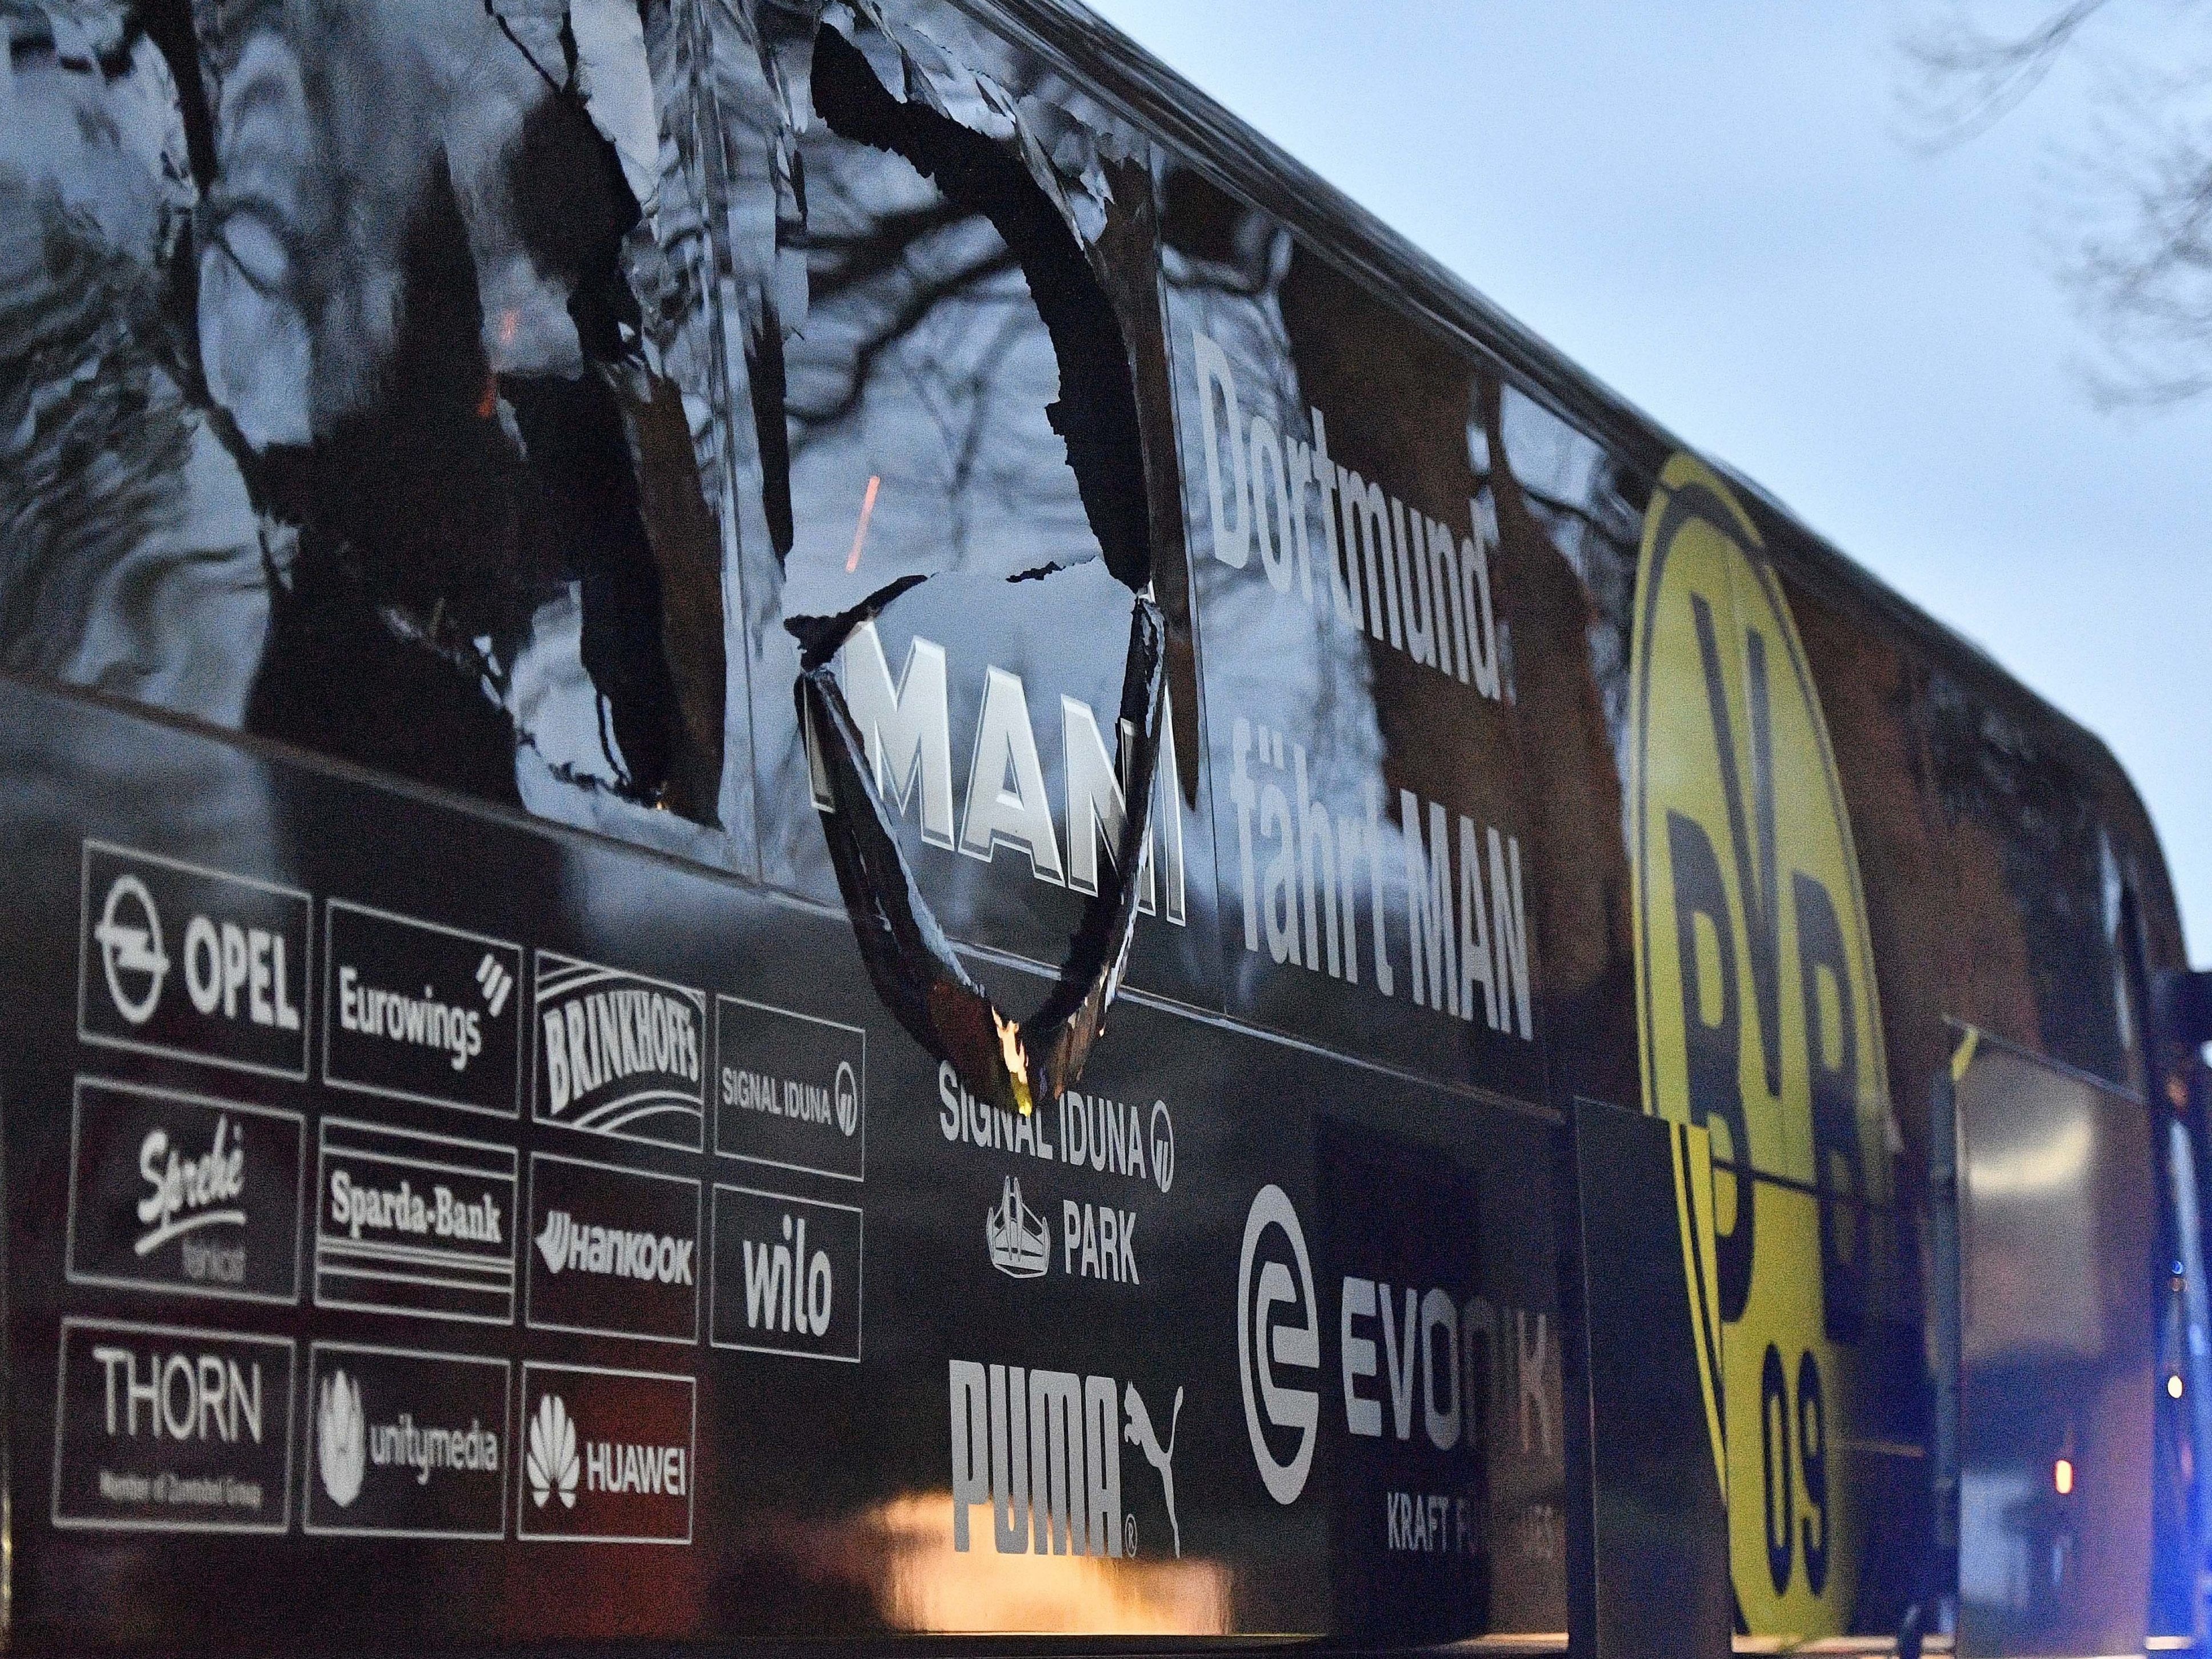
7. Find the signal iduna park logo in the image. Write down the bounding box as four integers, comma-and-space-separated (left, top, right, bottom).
1627, 454, 1894, 1637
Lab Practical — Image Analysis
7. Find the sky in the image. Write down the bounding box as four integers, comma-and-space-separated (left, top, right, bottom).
1083, 0, 2212, 959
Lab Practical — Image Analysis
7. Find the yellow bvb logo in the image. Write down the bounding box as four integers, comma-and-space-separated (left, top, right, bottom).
1628, 455, 1893, 1637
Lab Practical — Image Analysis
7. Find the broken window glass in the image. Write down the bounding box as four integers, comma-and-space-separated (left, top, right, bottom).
1, 0, 753, 864
737, 4, 1218, 1014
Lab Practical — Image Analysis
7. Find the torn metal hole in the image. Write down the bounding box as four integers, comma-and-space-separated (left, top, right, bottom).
797, 587, 1165, 1117
778, 17, 1167, 1110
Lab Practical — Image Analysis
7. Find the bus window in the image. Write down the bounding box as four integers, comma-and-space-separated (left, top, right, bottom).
3, 3, 751, 864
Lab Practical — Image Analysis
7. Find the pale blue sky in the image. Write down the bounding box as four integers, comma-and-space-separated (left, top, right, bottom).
1086, 0, 2212, 958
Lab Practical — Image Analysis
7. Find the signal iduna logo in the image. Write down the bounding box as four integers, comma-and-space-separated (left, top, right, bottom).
1627, 454, 1893, 1637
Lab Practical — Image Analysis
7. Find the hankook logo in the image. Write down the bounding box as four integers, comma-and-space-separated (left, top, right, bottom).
1237, 1184, 1319, 1505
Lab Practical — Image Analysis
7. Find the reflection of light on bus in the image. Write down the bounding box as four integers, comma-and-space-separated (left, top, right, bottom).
861, 1493, 1230, 1634
2054, 1458, 2075, 1496
1968, 1118, 2093, 1200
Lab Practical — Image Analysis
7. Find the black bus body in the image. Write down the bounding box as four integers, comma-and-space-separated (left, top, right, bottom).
0, 1, 2201, 1654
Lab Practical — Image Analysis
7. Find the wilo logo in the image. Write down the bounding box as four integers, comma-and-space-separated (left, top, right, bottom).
526, 1393, 579, 1509
95, 874, 167, 1026
711, 1186, 862, 1362
742, 1212, 834, 1338
318, 1368, 366, 1508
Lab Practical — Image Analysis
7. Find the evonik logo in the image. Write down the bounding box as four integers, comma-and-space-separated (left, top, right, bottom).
1234, 1184, 1560, 1510
1238, 1184, 1319, 1505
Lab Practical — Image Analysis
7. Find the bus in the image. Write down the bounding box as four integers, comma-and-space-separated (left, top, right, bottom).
1, 0, 2203, 1652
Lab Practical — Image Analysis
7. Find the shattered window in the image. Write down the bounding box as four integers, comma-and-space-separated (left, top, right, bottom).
1, 0, 750, 864
735, 6, 1215, 1008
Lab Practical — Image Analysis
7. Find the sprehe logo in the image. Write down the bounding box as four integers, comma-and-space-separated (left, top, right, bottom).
95, 874, 168, 1026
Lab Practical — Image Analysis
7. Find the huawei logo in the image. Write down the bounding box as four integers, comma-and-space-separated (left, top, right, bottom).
526, 1391, 579, 1509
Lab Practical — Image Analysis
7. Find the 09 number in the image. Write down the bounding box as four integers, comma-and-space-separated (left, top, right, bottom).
1758, 1343, 1829, 1596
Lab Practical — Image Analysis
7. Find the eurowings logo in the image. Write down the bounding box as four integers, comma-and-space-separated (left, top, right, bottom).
526, 1392, 579, 1509
317, 1368, 366, 1509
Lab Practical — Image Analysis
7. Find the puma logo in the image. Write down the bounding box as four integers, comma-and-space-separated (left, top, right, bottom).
1123, 1381, 1183, 1557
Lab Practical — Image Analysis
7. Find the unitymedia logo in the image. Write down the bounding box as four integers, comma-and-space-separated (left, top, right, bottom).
317, 1368, 366, 1508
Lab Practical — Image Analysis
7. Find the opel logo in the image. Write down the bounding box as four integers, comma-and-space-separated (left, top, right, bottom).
1237, 1184, 1319, 1505
94, 874, 168, 1026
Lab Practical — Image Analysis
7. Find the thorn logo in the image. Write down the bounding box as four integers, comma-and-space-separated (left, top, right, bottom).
1238, 1184, 1320, 1505
317, 1368, 366, 1509
94, 874, 167, 1026
475, 953, 513, 1017
1123, 1381, 1184, 1557
835, 1060, 859, 1137
526, 1392, 579, 1509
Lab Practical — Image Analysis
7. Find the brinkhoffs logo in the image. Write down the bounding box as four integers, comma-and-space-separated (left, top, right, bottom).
533, 954, 705, 1152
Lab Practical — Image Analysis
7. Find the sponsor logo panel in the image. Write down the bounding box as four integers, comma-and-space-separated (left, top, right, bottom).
78, 842, 311, 1079
947, 1360, 1186, 1560
937, 1062, 1174, 1196
517, 1364, 694, 1544
709, 1185, 862, 1362
323, 900, 522, 1118
1232, 1157, 1561, 1634
526, 1154, 701, 1345
985, 1176, 1142, 1288
533, 952, 705, 1152
314, 1118, 517, 1325
52, 1318, 295, 1533
713, 995, 864, 1181
66, 1078, 304, 1305
304, 1344, 510, 1538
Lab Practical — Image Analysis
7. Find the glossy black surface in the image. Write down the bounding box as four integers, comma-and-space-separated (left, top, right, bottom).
1, 677, 1566, 1647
